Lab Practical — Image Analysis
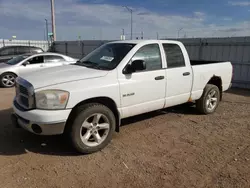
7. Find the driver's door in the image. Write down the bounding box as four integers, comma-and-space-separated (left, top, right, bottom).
18, 55, 45, 76
118, 43, 166, 118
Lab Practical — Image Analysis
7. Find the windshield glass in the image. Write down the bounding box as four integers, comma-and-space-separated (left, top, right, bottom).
6, 55, 29, 65
75, 43, 136, 70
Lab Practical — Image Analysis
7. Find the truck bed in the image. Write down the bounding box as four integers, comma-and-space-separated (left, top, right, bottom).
190, 60, 222, 66
190, 61, 232, 100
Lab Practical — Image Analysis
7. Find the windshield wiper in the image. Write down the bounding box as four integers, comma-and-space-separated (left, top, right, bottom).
75, 60, 110, 70
91, 65, 110, 70
75, 60, 92, 65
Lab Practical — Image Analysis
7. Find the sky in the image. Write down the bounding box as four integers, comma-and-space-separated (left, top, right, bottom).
0, 0, 250, 40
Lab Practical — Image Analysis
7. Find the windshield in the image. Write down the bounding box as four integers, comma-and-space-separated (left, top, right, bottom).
6, 55, 29, 65
75, 43, 136, 70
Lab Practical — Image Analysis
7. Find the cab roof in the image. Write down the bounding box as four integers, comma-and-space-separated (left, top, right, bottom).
108, 39, 182, 45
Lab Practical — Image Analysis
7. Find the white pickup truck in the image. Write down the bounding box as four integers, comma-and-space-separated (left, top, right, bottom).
11, 40, 233, 154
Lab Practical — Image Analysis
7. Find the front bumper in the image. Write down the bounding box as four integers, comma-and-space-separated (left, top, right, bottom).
12, 101, 72, 135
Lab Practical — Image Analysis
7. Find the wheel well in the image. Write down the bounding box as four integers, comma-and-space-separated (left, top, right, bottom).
65, 97, 120, 133
0, 72, 17, 77
207, 76, 222, 100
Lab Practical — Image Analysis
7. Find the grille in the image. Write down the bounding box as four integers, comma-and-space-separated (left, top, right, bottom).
15, 77, 35, 110
19, 85, 29, 96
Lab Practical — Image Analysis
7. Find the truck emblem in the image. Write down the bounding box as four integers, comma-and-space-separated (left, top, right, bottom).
123, 93, 135, 97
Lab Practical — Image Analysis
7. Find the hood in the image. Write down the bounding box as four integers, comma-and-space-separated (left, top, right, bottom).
0, 63, 13, 74
20, 65, 109, 89
0, 63, 12, 69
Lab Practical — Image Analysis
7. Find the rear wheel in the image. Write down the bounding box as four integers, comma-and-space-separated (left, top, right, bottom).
0, 73, 16, 88
196, 84, 220, 114
69, 103, 116, 154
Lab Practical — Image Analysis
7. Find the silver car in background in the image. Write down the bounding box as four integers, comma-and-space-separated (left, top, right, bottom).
0, 52, 78, 88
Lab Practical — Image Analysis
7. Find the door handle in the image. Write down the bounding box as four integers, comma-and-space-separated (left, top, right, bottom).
155, 76, 165, 80
183, 72, 190, 76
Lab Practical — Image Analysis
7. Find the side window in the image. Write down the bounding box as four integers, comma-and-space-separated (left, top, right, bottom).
132, 44, 162, 71
17, 47, 30, 54
44, 55, 65, 63
163, 44, 185, 68
0, 48, 15, 56
31, 48, 43, 53
27, 56, 44, 64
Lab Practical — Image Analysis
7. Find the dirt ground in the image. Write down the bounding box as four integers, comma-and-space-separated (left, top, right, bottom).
0, 88, 250, 188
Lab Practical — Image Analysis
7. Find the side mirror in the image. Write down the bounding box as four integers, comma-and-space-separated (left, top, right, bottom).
22, 61, 30, 66
123, 59, 146, 74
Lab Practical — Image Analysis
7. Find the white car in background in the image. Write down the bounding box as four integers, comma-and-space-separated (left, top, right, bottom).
0, 52, 78, 88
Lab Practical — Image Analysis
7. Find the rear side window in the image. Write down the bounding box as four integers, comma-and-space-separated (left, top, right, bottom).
163, 44, 185, 68
132, 44, 162, 71
44, 55, 65, 63
17, 46, 31, 54
0, 48, 15, 56
31, 47, 43, 53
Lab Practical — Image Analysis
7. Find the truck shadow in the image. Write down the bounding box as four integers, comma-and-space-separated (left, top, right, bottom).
0, 108, 79, 156
121, 103, 198, 126
0, 104, 198, 156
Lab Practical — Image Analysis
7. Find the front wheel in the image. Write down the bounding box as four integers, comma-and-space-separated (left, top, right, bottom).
69, 103, 116, 154
196, 84, 220, 114
0, 73, 17, 88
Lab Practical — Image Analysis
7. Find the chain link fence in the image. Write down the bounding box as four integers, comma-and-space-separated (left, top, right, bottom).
0, 39, 50, 52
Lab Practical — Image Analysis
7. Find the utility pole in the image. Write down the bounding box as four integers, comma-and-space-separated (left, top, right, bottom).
157, 32, 159, 39
45, 19, 49, 45
123, 6, 133, 40
141, 31, 144, 39
120, 28, 125, 40
51, 0, 56, 41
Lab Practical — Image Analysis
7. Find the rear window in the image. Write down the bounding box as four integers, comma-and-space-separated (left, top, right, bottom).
44, 55, 65, 63
31, 47, 43, 53
16, 46, 43, 54
17, 46, 31, 54
163, 44, 185, 68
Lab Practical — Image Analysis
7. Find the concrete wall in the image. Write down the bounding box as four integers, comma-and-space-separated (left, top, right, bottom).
52, 37, 250, 89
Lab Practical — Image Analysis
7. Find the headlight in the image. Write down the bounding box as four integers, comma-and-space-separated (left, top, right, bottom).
35, 90, 69, 110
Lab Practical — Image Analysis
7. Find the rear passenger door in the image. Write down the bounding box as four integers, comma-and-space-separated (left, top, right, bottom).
162, 43, 193, 107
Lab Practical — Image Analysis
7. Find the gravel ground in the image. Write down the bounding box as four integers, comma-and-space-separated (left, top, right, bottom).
0, 88, 250, 188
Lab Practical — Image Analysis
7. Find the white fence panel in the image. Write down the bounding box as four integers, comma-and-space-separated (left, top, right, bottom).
0, 39, 49, 51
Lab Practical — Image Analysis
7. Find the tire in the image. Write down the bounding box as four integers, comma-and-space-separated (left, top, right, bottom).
0, 72, 17, 88
69, 103, 116, 154
196, 84, 220, 114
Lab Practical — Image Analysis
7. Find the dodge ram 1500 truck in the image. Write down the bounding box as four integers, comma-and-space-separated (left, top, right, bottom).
11, 40, 233, 154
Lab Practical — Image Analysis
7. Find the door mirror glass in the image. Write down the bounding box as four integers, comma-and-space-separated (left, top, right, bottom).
123, 59, 146, 74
